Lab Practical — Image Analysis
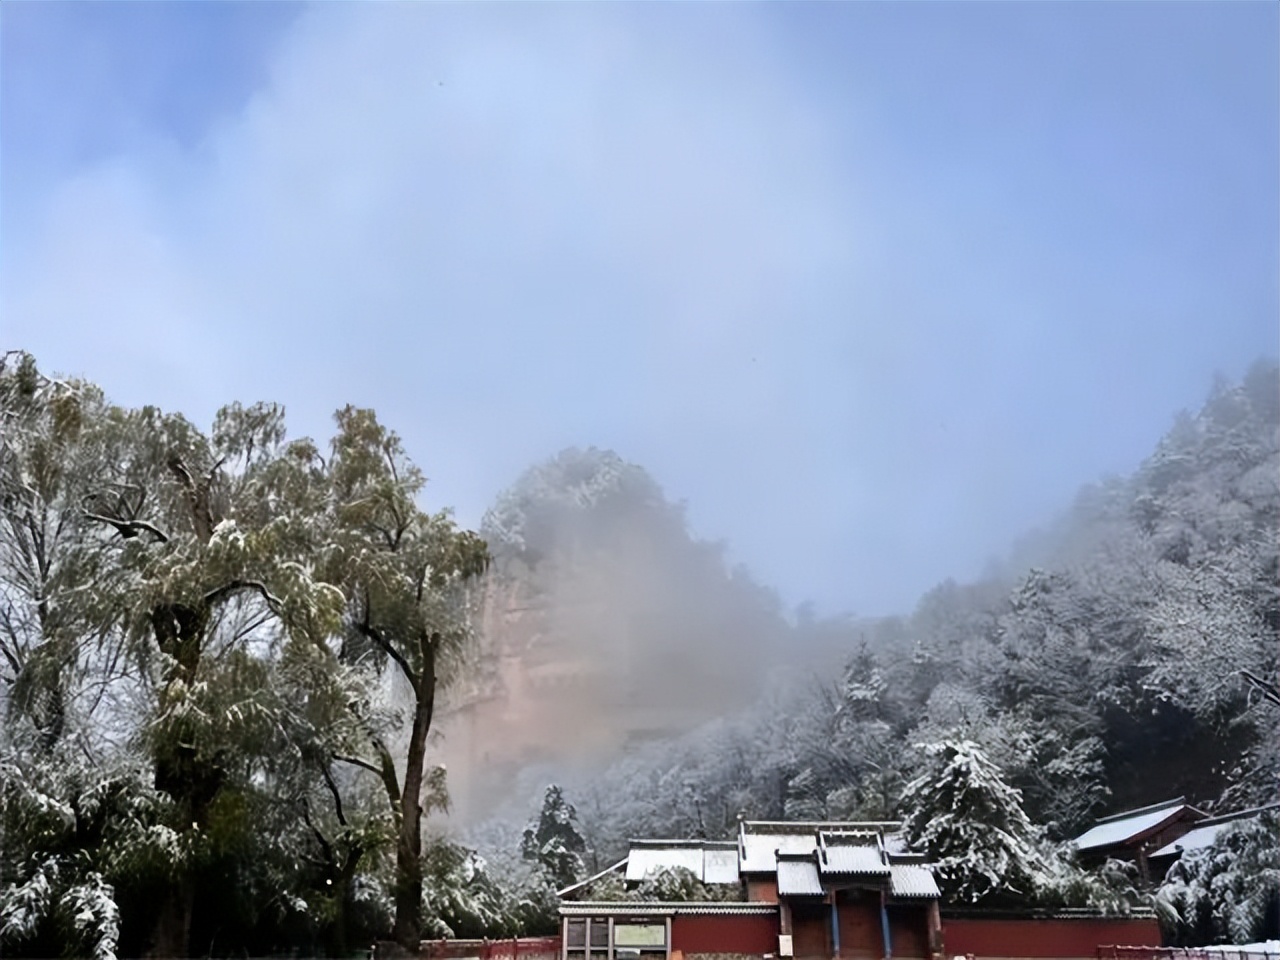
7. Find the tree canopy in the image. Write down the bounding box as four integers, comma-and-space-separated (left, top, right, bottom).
0, 353, 487, 957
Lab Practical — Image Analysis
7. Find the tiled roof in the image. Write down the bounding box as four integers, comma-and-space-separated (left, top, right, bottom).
776, 858, 824, 897
890, 864, 941, 899
738, 820, 901, 874
1073, 798, 1203, 851
733, 819, 939, 901
819, 843, 889, 876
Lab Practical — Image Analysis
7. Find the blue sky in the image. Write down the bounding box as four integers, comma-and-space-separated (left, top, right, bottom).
2, 2, 1276, 616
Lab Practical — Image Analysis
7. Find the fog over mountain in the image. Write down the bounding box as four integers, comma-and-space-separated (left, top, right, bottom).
5, 2, 1276, 617
460, 362, 1278, 867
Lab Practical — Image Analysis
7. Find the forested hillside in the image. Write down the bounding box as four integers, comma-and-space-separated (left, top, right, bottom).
550, 360, 1278, 862
2, 353, 1276, 955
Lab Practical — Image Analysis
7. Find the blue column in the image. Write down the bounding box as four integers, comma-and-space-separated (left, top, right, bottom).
879, 891, 892, 959
830, 891, 840, 958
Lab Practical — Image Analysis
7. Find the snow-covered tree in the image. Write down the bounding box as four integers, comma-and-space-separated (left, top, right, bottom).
1158, 811, 1280, 946
321, 405, 489, 951
1, 356, 488, 955
522, 784, 587, 891
901, 737, 1052, 904
0, 353, 131, 751
420, 837, 518, 938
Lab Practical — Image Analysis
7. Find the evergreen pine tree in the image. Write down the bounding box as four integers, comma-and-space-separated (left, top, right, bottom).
901, 737, 1051, 903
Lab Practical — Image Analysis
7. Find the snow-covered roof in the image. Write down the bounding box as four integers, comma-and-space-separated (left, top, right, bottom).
738, 820, 901, 874
704, 845, 741, 884
1149, 821, 1227, 859
1149, 803, 1280, 860
819, 843, 889, 876
739, 830, 819, 874
883, 832, 911, 856
735, 820, 938, 900
889, 864, 941, 899
1072, 798, 1204, 852
624, 840, 740, 884
560, 901, 777, 917
776, 858, 824, 896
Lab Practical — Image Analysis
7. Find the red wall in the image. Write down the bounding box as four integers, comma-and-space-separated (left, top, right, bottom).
887, 904, 930, 959
942, 917, 1162, 957
672, 913, 778, 954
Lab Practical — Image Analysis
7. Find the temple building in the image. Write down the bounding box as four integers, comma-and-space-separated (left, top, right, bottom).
559, 819, 944, 960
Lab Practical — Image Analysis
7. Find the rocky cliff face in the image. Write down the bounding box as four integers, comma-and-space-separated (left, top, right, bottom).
433, 547, 774, 820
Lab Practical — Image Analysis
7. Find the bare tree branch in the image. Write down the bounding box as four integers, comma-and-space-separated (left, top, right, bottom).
301, 797, 336, 867
205, 456, 228, 485
357, 591, 418, 692
202, 579, 283, 614
167, 457, 196, 489
332, 753, 382, 777
81, 509, 170, 543
321, 763, 348, 827
1242, 669, 1280, 707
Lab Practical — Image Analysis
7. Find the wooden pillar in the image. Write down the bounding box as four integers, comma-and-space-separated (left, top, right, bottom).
1137, 848, 1152, 885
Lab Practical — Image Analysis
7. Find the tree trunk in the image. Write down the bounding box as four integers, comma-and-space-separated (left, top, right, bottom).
148, 602, 219, 958
391, 642, 437, 953
148, 881, 195, 959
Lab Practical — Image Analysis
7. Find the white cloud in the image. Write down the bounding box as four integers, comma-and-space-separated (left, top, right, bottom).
5, 4, 875, 596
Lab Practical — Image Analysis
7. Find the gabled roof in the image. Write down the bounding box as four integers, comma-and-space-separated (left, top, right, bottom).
1150, 803, 1280, 860
736, 819, 939, 901
738, 820, 901, 874
1072, 797, 1206, 852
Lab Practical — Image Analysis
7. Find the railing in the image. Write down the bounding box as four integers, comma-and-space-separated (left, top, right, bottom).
1098, 947, 1278, 960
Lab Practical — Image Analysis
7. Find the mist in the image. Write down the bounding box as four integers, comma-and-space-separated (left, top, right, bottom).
431, 448, 810, 821
5, 3, 1275, 621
